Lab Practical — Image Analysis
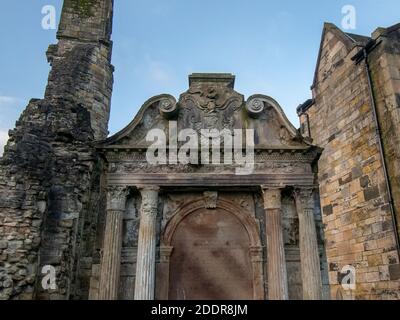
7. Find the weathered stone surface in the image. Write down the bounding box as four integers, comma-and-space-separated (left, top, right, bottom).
3, 1, 399, 301
0, 0, 113, 300
134, 187, 159, 300
299, 22, 400, 299
262, 187, 289, 300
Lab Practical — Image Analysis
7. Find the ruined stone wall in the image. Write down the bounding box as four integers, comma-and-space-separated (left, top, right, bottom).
368, 25, 400, 247
0, 0, 113, 300
48, 0, 114, 141
301, 25, 400, 299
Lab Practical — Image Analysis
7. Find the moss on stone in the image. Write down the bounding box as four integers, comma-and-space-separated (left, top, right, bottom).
65, 0, 97, 17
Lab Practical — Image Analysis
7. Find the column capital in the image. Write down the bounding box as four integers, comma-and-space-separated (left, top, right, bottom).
261, 186, 283, 210
293, 186, 317, 209
107, 186, 129, 211
139, 186, 159, 219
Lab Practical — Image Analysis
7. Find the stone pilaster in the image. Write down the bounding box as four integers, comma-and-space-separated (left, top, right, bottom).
294, 187, 322, 300
134, 186, 160, 300
98, 186, 128, 300
262, 186, 288, 300
250, 246, 265, 300
156, 246, 174, 300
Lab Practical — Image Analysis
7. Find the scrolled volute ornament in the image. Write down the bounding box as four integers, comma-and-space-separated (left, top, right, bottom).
246, 97, 265, 118
159, 97, 178, 119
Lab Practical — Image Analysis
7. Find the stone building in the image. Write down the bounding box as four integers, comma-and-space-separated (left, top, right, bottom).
298, 22, 400, 299
0, 0, 398, 300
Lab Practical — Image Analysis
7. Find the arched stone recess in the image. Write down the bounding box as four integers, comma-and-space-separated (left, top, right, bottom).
157, 198, 264, 300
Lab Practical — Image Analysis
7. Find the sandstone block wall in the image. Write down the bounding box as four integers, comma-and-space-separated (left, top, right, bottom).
368, 25, 400, 242
300, 23, 400, 299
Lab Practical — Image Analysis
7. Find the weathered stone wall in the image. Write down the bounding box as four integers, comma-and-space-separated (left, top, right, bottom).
368, 25, 400, 245
48, 0, 114, 141
300, 23, 400, 299
0, 0, 113, 300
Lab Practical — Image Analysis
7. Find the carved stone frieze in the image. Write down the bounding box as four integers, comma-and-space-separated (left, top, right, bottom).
107, 159, 311, 175
104, 149, 319, 164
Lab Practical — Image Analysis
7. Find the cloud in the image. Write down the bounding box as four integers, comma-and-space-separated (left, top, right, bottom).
0, 96, 20, 108
0, 130, 9, 157
144, 55, 175, 85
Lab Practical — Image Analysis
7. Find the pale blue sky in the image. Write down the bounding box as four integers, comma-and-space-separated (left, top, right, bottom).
0, 0, 399, 154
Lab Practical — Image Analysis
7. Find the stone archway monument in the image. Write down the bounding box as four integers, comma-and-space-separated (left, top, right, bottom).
95, 73, 325, 300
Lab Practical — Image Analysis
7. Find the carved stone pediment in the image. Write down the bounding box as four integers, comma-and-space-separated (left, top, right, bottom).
99, 73, 313, 150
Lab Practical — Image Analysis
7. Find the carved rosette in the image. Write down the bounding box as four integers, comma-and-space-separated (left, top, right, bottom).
246, 98, 265, 118
107, 186, 129, 211
159, 97, 178, 119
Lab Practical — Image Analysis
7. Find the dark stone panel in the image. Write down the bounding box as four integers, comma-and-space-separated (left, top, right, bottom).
389, 264, 400, 280
323, 204, 333, 216
364, 186, 381, 201
360, 175, 371, 189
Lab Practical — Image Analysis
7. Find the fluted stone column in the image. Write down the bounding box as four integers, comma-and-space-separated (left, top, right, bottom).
99, 186, 128, 300
262, 186, 288, 300
134, 186, 160, 300
294, 187, 322, 300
